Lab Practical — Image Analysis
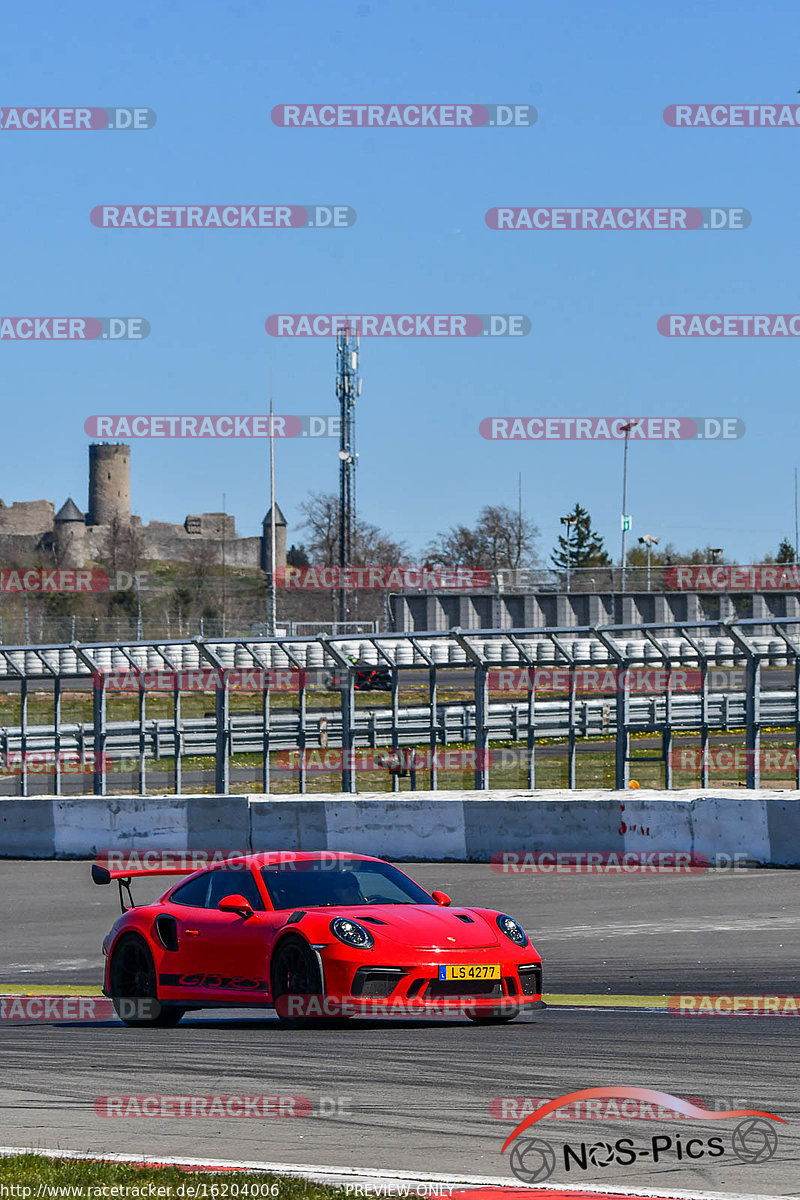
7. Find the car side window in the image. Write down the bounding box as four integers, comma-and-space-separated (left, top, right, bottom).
170, 873, 211, 908
207, 869, 265, 911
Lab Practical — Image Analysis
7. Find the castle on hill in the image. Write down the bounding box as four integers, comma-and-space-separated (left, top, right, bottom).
0, 444, 287, 572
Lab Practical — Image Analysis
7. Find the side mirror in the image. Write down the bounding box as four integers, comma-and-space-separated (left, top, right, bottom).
432, 890, 452, 907
218, 894, 254, 918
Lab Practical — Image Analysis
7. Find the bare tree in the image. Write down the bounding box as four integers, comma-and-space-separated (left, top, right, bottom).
99, 516, 147, 580
299, 492, 409, 565
427, 504, 539, 569
186, 538, 220, 590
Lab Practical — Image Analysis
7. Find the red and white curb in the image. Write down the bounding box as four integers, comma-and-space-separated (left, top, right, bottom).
0, 1147, 776, 1199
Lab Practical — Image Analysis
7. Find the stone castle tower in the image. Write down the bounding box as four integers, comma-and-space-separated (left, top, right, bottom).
54, 498, 86, 568
88, 443, 131, 526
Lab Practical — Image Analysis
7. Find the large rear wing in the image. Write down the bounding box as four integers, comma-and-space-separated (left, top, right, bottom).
91, 863, 202, 885
91, 860, 206, 911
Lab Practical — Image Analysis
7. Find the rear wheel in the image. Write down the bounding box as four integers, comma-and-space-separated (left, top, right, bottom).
108, 933, 184, 1027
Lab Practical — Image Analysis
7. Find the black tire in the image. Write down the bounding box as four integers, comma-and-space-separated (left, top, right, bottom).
270, 936, 327, 1026
108, 933, 185, 1028
468, 1006, 520, 1025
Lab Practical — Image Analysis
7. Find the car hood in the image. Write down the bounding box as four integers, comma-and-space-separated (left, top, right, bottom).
325, 905, 500, 950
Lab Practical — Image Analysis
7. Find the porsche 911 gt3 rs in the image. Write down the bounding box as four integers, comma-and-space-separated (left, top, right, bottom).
93, 852, 544, 1026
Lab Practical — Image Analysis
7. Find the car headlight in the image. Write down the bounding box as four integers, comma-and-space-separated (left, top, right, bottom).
496, 914, 528, 947
330, 917, 374, 949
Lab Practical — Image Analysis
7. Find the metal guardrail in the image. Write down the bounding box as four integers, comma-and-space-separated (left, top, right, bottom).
0, 617, 799, 794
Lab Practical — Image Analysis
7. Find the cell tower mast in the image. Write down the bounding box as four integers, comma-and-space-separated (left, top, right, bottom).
336, 328, 360, 624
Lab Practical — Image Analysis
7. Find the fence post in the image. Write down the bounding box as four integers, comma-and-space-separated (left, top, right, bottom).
319, 637, 357, 795
174, 684, 182, 795
409, 638, 437, 792
451, 629, 489, 790
20, 678, 28, 799
592, 628, 628, 789
726, 624, 760, 789
550, 633, 577, 789
73, 643, 105, 796
195, 639, 229, 794
53, 676, 61, 797
341, 670, 355, 794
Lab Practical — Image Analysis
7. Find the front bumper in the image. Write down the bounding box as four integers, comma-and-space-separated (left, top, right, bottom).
318, 953, 543, 1015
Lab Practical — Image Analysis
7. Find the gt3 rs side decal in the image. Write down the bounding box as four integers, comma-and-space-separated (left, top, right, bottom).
159, 973, 269, 991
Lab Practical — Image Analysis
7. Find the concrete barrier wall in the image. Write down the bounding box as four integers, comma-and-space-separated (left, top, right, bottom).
0, 789, 798, 863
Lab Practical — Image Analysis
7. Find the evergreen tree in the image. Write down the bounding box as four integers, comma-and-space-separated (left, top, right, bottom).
777, 538, 795, 564
551, 503, 610, 569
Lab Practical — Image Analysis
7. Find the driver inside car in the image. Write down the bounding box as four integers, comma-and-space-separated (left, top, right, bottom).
326, 870, 365, 906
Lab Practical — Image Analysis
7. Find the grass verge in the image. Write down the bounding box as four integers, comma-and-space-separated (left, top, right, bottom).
0, 1154, 349, 1198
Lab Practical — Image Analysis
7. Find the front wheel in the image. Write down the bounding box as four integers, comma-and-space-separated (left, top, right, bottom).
468, 1006, 520, 1025
271, 936, 335, 1026
108, 933, 184, 1027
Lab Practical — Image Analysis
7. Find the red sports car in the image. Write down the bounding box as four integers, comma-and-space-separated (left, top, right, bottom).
93, 852, 544, 1026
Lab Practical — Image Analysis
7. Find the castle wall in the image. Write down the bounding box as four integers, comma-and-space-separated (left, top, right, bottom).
0, 501, 54, 536
0, 533, 51, 563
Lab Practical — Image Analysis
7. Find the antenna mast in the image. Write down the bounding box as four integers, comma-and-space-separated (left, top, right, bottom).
336, 327, 360, 624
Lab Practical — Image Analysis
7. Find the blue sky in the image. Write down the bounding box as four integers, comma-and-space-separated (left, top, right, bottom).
2, 0, 799, 565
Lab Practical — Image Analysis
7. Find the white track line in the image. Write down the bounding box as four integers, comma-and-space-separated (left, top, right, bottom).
0, 1146, 779, 1199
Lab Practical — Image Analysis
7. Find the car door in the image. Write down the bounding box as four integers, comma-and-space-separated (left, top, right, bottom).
184, 867, 274, 1001
159, 870, 213, 993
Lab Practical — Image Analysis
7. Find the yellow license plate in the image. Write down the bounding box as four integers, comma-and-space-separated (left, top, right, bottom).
439, 964, 501, 981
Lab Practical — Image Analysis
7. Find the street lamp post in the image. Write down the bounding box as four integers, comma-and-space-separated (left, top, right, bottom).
709, 546, 723, 564
560, 515, 577, 592
638, 534, 660, 591
619, 420, 640, 591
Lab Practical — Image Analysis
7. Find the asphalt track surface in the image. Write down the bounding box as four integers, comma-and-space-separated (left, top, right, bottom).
0, 862, 797, 1196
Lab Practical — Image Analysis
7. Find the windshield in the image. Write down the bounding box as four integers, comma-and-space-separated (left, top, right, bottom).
260, 859, 436, 910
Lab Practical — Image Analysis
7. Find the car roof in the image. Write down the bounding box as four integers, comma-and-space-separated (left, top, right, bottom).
160, 850, 387, 899
167, 851, 384, 883
229, 851, 383, 868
